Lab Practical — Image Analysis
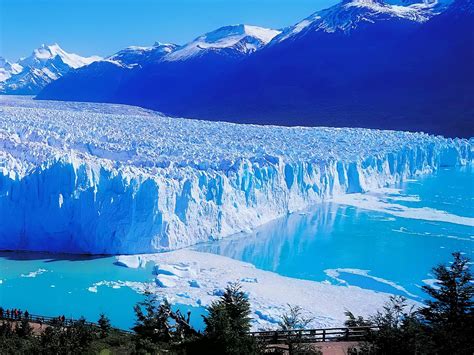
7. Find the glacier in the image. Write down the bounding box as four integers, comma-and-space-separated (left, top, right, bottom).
0, 96, 472, 254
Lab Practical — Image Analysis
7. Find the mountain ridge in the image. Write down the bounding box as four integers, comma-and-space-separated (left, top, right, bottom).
0, 44, 101, 95
32, 0, 474, 137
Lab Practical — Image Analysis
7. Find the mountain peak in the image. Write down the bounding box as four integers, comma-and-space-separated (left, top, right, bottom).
107, 42, 177, 66
1, 44, 101, 94
0, 57, 9, 68
33, 43, 64, 60
22, 43, 101, 69
275, 0, 433, 42
341, 0, 385, 5
200, 24, 280, 45
165, 24, 281, 61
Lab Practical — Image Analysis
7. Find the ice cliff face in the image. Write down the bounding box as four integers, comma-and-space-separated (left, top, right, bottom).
0, 96, 472, 254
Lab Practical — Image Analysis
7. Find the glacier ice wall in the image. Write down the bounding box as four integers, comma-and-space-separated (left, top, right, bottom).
0, 96, 472, 254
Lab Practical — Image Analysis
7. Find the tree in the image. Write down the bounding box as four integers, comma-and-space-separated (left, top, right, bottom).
278, 305, 320, 355
421, 252, 473, 325
346, 296, 431, 355
202, 283, 260, 354
346, 253, 474, 355
279, 305, 313, 331
15, 317, 33, 338
75, 318, 96, 348
420, 252, 474, 354
169, 308, 199, 342
133, 290, 200, 353
344, 311, 372, 328
133, 291, 173, 343
98, 313, 112, 339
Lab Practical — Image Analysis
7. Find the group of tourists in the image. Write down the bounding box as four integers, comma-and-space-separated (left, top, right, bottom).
0, 307, 30, 320
0, 307, 71, 329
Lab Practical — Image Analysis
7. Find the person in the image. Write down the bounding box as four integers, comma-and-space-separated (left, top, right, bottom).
24, 310, 29, 319
0, 307, 4, 318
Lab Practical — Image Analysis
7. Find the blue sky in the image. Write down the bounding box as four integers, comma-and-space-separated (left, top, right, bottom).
0, 0, 337, 61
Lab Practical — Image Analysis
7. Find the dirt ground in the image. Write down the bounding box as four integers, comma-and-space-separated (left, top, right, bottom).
265, 341, 359, 355
318, 341, 359, 355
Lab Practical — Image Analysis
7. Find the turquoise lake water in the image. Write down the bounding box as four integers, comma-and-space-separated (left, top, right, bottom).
0, 166, 472, 329
0, 251, 207, 330
196, 166, 474, 299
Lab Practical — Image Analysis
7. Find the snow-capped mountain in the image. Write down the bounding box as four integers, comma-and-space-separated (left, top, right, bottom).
385, 0, 453, 9
164, 25, 281, 61
37, 24, 281, 107
0, 44, 101, 95
37, 0, 473, 137
107, 42, 177, 67
0, 57, 22, 82
18, 43, 100, 69
274, 0, 434, 43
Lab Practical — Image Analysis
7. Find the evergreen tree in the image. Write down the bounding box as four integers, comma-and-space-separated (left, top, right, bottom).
202, 283, 260, 354
420, 252, 474, 354
133, 291, 173, 343
279, 305, 320, 355
98, 313, 112, 339
346, 296, 432, 355
15, 316, 33, 338
64, 317, 96, 353
344, 311, 372, 328
279, 305, 313, 331
133, 290, 201, 353
421, 252, 473, 325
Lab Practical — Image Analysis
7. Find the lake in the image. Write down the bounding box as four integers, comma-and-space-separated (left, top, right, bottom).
1, 166, 472, 329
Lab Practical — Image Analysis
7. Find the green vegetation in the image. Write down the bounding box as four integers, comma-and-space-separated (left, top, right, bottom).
0, 252, 472, 354
0, 315, 135, 355
199, 283, 260, 354
278, 305, 321, 354
347, 252, 474, 355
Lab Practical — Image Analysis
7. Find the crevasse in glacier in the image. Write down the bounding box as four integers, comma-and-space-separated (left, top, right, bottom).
0, 96, 472, 254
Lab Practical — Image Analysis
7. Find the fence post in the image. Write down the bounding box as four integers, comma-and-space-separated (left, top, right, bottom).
322, 329, 326, 342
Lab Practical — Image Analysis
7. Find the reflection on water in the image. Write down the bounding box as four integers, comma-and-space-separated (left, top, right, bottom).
0, 167, 472, 328
195, 167, 474, 299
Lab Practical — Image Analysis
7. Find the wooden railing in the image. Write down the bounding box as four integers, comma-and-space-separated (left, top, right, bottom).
250, 326, 379, 344
0, 313, 133, 335
2, 311, 377, 342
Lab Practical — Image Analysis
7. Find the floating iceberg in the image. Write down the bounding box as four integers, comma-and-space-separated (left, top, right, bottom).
111, 250, 419, 329
0, 96, 472, 254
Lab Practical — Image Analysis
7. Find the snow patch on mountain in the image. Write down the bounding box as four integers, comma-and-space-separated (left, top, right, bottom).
165, 25, 281, 61
0, 44, 101, 94
107, 42, 177, 67
0, 57, 23, 82
386, 0, 453, 9
19, 43, 101, 69
275, 0, 435, 42
0, 96, 472, 254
